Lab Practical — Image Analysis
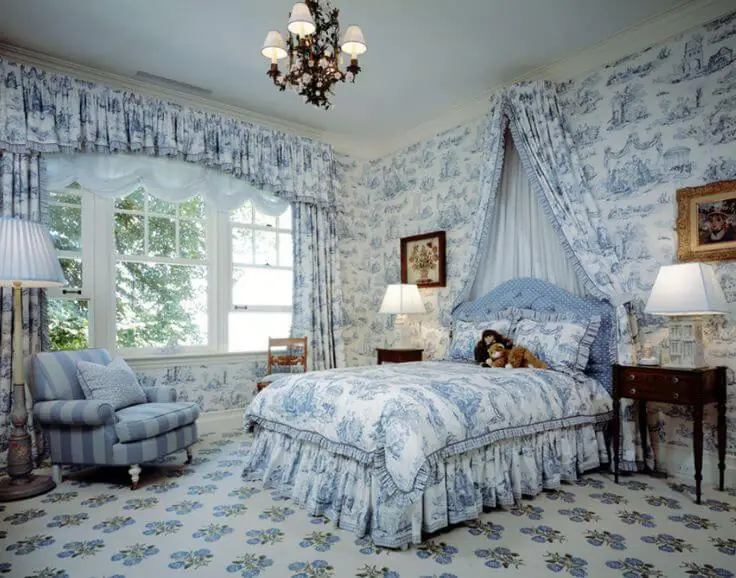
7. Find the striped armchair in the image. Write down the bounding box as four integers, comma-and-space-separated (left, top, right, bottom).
28, 348, 200, 489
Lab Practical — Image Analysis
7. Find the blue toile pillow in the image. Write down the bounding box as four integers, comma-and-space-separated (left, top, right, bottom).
77, 356, 147, 410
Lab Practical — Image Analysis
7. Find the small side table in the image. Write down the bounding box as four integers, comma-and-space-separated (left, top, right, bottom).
376, 348, 423, 365
612, 364, 727, 504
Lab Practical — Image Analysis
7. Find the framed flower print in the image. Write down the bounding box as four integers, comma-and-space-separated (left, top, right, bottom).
400, 231, 446, 288
677, 180, 736, 262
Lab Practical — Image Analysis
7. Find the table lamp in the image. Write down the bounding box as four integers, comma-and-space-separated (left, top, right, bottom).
0, 217, 66, 501
644, 263, 728, 368
379, 284, 425, 348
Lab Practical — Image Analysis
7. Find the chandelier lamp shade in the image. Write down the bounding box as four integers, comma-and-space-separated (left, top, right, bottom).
262, 0, 367, 109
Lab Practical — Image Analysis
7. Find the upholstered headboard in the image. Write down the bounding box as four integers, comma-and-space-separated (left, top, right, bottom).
452, 277, 615, 392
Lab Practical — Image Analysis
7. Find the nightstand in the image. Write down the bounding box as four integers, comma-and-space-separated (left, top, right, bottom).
612, 364, 727, 504
376, 348, 423, 365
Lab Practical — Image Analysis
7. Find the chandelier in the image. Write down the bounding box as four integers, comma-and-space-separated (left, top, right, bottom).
261, 1, 367, 109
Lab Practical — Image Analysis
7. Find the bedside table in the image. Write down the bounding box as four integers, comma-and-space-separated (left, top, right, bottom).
612, 364, 727, 504
376, 348, 423, 365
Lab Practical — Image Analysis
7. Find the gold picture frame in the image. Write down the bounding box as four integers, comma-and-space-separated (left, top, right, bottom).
676, 180, 736, 263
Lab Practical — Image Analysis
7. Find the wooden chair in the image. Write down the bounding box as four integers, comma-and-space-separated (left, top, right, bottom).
257, 337, 308, 392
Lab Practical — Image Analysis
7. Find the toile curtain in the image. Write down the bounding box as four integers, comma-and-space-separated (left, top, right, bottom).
291, 203, 344, 371
0, 152, 46, 468
0, 58, 344, 463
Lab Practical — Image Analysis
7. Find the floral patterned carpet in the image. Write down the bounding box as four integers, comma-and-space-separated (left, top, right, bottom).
2, 428, 735, 578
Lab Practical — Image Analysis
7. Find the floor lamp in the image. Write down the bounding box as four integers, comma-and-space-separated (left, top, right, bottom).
0, 217, 66, 501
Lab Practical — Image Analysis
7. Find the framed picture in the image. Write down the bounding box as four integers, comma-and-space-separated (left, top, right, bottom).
677, 180, 736, 262
401, 231, 446, 288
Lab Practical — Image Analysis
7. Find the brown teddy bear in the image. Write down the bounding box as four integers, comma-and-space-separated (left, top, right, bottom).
474, 329, 514, 366
487, 342, 548, 369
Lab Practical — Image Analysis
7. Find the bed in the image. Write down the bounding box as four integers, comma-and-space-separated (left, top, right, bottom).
242, 278, 618, 548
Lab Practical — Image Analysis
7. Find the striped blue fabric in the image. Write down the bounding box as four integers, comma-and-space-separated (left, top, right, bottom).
34, 400, 117, 427
114, 402, 200, 443
29, 349, 200, 471
142, 386, 177, 403
30, 349, 112, 401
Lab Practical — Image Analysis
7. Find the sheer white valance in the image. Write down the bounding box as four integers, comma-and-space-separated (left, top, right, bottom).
45, 153, 289, 215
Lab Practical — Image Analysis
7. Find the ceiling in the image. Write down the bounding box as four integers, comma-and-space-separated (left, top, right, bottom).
0, 0, 694, 147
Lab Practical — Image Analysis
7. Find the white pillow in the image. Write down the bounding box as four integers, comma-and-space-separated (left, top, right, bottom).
448, 315, 515, 363
512, 312, 601, 373
77, 357, 147, 410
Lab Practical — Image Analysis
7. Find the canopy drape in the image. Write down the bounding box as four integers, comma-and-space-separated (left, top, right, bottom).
470, 134, 584, 299
455, 81, 635, 364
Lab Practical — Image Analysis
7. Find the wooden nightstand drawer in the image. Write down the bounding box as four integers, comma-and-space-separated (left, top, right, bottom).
376, 348, 423, 364
619, 374, 693, 403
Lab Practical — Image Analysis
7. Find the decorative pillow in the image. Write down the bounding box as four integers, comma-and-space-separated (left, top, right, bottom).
77, 357, 147, 410
511, 311, 601, 373
447, 314, 515, 363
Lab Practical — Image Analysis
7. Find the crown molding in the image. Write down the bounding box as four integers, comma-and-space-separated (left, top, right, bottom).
0, 42, 327, 143
354, 0, 736, 160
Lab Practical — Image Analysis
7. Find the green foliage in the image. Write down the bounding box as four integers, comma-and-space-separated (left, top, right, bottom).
47, 188, 207, 351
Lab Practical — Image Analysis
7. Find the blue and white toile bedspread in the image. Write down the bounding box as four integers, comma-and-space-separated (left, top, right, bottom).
244, 361, 612, 501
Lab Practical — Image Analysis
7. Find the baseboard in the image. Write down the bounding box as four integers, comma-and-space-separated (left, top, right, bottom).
197, 409, 243, 435
658, 445, 736, 488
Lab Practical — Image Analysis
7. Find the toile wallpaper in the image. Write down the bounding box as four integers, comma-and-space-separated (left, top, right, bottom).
133, 357, 267, 414
337, 11, 736, 473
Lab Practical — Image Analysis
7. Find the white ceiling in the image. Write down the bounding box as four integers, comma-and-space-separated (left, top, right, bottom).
0, 0, 694, 147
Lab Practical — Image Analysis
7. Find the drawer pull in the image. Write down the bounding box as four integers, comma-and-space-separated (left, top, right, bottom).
672, 392, 680, 400
672, 376, 680, 384
627, 374, 636, 381
629, 387, 637, 395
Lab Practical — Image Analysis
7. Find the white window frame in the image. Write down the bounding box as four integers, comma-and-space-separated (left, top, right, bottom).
47, 187, 293, 357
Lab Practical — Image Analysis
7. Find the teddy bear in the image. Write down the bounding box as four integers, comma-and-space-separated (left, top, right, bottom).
487, 342, 548, 369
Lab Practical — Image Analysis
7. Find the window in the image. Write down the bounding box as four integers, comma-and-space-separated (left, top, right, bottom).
47, 186, 90, 351
46, 185, 293, 355
228, 201, 293, 352
114, 190, 209, 352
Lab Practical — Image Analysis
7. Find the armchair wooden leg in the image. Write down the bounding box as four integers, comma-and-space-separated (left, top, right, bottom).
128, 464, 141, 489
51, 465, 62, 486
185, 448, 193, 464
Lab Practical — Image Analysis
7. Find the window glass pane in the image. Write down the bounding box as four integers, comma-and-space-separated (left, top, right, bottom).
232, 267, 292, 306
179, 220, 206, 260
228, 312, 292, 352
148, 196, 176, 216
115, 213, 144, 254
48, 205, 82, 251
278, 207, 292, 230
115, 188, 145, 211
279, 233, 293, 267
230, 202, 253, 223
48, 299, 89, 351
254, 230, 278, 265
232, 226, 254, 264
116, 262, 208, 348
148, 216, 176, 258
254, 211, 276, 228
179, 196, 206, 219
59, 258, 83, 289
48, 191, 81, 205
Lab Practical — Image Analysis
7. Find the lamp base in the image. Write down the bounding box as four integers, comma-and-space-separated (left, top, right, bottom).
0, 474, 56, 502
665, 316, 706, 369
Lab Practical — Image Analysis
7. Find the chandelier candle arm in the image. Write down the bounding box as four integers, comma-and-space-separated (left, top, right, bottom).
263, 0, 366, 109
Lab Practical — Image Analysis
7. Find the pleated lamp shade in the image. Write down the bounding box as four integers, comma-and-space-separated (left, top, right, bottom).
0, 217, 66, 287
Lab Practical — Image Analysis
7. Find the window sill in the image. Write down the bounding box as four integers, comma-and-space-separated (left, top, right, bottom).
125, 351, 267, 370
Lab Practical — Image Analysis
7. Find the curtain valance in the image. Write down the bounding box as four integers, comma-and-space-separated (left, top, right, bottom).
45, 153, 289, 215
0, 59, 337, 209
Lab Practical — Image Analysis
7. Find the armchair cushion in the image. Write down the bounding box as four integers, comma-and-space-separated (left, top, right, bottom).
34, 400, 117, 427
142, 386, 177, 403
77, 357, 147, 410
114, 402, 200, 443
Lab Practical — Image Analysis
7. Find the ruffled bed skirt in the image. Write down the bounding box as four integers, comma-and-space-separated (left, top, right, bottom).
242, 423, 609, 548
